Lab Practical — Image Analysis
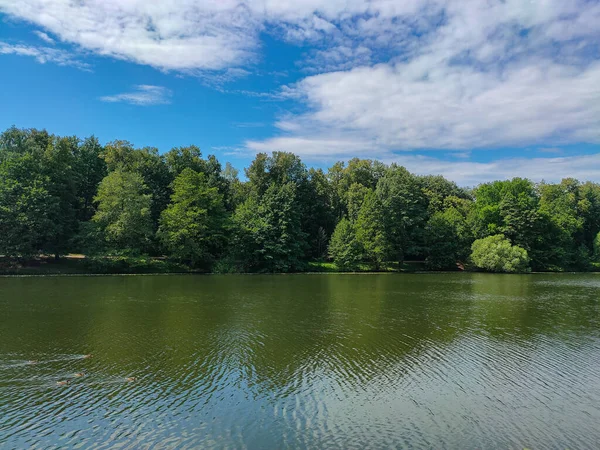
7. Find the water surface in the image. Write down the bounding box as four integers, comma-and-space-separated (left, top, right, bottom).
1, 273, 600, 449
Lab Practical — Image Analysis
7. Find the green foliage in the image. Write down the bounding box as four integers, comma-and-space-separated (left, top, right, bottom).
470, 235, 531, 273
157, 169, 227, 268
328, 218, 363, 270
74, 136, 107, 221
230, 182, 307, 272
0, 127, 83, 258
425, 205, 472, 270
376, 164, 429, 261
537, 179, 598, 269
2, 126, 600, 274
0, 174, 58, 257
594, 231, 600, 262
82, 256, 189, 274
102, 141, 173, 228
93, 170, 154, 253
355, 190, 391, 270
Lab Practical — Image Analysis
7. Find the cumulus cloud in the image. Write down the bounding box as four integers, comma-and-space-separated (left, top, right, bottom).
100, 85, 172, 106
1, 0, 599, 166
248, 0, 600, 156
0, 41, 90, 70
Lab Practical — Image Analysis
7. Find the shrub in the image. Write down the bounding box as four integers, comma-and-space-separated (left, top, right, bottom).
470, 234, 530, 273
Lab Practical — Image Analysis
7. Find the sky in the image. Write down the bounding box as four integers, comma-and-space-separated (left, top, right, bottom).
0, 0, 599, 186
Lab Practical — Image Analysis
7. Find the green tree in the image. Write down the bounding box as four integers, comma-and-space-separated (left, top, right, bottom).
92, 171, 153, 253
346, 183, 371, 222
470, 234, 530, 273
419, 174, 471, 214
538, 179, 590, 269
355, 190, 390, 270
223, 162, 247, 210
158, 169, 227, 267
328, 218, 362, 270
376, 164, 429, 262
42, 135, 79, 258
425, 202, 472, 270
0, 168, 57, 257
102, 141, 172, 229
327, 158, 387, 218
0, 127, 79, 259
305, 168, 336, 257
73, 136, 106, 221
231, 182, 307, 272
594, 231, 600, 262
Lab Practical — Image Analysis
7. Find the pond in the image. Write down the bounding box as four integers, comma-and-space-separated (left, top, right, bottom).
1, 273, 600, 449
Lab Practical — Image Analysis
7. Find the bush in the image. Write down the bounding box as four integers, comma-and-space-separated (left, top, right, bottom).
82, 256, 190, 274
470, 234, 530, 273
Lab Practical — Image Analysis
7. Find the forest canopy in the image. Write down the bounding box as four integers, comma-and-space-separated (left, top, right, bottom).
1, 126, 599, 273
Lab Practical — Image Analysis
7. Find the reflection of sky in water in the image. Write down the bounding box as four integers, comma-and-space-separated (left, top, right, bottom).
1, 273, 599, 449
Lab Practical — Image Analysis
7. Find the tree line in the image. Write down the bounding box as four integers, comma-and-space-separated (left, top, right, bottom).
1, 126, 599, 273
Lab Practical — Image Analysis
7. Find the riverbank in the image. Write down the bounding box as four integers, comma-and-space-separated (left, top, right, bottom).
0, 256, 429, 275
1, 255, 598, 276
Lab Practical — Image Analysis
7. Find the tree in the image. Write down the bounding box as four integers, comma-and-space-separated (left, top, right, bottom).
470, 234, 530, 273
164, 145, 205, 175
0, 127, 79, 259
0, 170, 58, 257
376, 164, 429, 262
73, 136, 106, 221
223, 162, 246, 210
538, 179, 590, 269
355, 190, 391, 270
347, 183, 371, 222
102, 141, 172, 230
231, 182, 307, 272
42, 135, 79, 258
425, 204, 472, 270
327, 158, 387, 218
158, 169, 227, 267
305, 168, 336, 257
328, 218, 362, 270
419, 174, 471, 214
92, 171, 153, 253
594, 231, 600, 262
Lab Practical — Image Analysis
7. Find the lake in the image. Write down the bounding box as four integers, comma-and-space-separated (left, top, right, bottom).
1, 273, 600, 449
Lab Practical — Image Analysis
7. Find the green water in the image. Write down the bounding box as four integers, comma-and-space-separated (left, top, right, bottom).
1, 273, 600, 449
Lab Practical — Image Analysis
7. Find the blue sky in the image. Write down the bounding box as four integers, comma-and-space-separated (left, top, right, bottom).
0, 0, 599, 185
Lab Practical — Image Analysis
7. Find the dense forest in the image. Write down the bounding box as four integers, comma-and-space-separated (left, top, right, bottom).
1, 126, 599, 273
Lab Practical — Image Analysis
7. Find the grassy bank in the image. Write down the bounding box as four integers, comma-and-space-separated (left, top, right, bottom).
1, 256, 598, 276
306, 261, 430, 273
0, 255, 193, 275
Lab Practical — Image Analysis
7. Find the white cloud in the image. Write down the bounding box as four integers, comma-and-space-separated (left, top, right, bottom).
385, 153, 600, 186
33, 31, 54, 44
247, 138, 600, 184
0, 41, 90, 70
1, 0, 599, 165
0, 0, 260, 71
260, 60, 600, 153
247, 0, 600, 156
100, 85, 172, 106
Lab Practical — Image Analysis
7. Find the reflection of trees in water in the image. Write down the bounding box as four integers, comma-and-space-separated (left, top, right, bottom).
3, 274, 599, 392
238, 274, 470, 394
468, 273, 600, 340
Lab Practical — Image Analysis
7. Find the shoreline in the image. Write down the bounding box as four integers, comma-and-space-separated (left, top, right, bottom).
1, 270, 598, 278
1, 255, 598, 277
